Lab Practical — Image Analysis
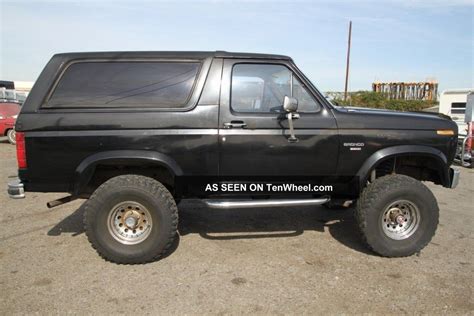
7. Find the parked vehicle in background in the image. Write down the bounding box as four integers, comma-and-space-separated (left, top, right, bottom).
453, 92, 473, 168
0, 101, 20, 144
0, 83, 30, 145
0, 88, 28, 104
439, 89, 474, 168
439, 88, 473, 135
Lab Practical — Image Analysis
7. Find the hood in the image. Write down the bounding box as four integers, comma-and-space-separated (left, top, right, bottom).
343, 106, 452, 120
334, 106, 458, 132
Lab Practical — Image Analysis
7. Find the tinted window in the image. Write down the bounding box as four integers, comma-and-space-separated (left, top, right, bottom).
47, 62, 200, 108
231, 64, 320, 113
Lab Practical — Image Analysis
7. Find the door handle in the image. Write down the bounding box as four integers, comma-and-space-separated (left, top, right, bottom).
223, 121, 247, 129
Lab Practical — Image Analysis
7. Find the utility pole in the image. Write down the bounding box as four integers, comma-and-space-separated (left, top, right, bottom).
344, 21, 352, 101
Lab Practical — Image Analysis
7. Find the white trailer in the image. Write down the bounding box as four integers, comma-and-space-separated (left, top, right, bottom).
439, 88, 473, 135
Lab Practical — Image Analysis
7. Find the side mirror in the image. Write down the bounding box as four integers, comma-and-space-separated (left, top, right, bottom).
283, 96, 298, 112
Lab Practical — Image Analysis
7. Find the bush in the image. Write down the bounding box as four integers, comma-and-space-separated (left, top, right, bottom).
333, 91, 437, 112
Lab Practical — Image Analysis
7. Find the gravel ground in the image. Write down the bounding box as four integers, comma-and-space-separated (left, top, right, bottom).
0, 138, 473, 314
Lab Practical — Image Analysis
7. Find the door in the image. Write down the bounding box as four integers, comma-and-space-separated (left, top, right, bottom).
218, 59, 339, 176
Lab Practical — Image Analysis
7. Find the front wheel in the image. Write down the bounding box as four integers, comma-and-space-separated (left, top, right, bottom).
356, 174, 439, 257
83, 175, 178, 264
7, 129, 16, 145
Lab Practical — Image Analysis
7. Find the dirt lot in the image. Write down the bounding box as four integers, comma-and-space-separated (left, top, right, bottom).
0, 138, 473, 314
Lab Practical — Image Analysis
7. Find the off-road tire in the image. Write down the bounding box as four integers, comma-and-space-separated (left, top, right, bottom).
7, 129, 16, 145
356, 174, 439, 257
84, 175, 178, 264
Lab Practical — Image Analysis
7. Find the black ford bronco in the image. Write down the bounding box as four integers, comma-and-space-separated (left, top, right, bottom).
8, 51, 460, 264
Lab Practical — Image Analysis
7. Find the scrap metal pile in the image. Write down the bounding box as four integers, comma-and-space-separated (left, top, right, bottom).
372, 81, 438, 101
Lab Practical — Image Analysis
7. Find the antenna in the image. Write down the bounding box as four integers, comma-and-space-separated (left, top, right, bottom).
344, 21, 352, 101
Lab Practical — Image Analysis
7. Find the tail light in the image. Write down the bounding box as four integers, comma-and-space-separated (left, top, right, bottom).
16, 132, 27, 169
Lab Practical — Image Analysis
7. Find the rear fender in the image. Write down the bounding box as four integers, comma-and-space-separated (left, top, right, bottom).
73, 150, 182, 195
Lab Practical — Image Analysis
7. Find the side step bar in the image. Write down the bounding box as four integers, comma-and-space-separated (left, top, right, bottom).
203, 197, 330, 209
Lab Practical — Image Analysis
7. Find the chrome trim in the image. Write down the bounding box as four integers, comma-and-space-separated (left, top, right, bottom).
27, 129, 219, 137
27, 129, 338, 137
7, 178, 25, 199
450, 168, 460, 189
286, 112, 300, 143
454, 135, 472, 167
203, 197, 330, 209
219, 129, 336, 135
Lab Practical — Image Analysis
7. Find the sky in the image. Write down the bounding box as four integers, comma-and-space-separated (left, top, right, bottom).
0, 0, 473, 92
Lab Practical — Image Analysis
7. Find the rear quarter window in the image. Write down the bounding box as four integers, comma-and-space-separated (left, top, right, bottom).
45, 61, 200, 109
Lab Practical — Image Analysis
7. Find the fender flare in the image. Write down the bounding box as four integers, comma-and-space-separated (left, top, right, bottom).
356, 145, 449, 188
72, 150, 183, 195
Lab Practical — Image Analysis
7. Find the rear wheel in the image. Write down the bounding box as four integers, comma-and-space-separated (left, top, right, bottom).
84, 175, 178, 264
7, 129, 16, 145
356, 174, 439, 257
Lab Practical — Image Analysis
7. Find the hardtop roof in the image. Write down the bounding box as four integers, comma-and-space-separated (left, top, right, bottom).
52, 51, 292, 61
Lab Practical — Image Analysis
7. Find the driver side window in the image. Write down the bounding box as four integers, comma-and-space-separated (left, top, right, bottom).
231, 63, 320, 113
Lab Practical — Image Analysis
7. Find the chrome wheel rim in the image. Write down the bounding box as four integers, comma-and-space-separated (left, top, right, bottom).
9, 129, 16, 143
107, 201, 153, 245
381, 200, 420, 240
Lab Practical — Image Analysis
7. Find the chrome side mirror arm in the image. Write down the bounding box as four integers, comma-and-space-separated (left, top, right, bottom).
286, 112, 300, 143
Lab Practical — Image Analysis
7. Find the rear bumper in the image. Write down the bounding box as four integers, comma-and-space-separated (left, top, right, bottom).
7, 178, 25, 199
450, 167, 460, 189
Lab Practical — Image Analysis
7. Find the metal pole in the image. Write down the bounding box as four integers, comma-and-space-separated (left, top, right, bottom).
344, 21, 352, 101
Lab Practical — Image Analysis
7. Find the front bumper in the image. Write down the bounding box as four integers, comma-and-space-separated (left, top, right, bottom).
450, 167, 460, 189
7, 178, 25, 199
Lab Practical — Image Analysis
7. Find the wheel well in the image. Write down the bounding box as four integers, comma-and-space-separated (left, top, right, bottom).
83, 163, 175, 196
370, 155, 444, 185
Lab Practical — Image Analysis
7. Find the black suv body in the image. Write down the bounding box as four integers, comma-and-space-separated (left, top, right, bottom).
8, 51, 460, 263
